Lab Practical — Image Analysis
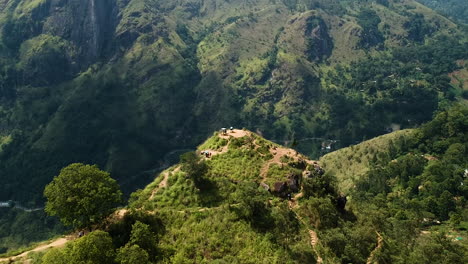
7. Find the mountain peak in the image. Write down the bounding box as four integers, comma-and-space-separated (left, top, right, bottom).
131, 128, 322, 211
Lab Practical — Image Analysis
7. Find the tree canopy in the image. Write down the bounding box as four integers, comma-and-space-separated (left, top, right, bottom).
44, 163, 122, 228
41, 230, 116, 264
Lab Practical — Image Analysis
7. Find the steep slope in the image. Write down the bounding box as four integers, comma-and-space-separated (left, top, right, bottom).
318, 105, 468, 263
416, 0, 468, 24
3, 107, 468, 263
0, 0, 467, 251
320, 129, 416, 192
0, 0, 465, 203
2, 129, 335, 263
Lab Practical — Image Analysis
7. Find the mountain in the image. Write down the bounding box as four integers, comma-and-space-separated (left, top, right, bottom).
0, 0, 466, 204
3, 111, 467, 263
0, 0, 467, 253
416, 0, 468, 24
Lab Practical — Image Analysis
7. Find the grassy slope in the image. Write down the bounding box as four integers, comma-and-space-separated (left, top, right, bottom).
125, 130, 322, 263
0, 0, 466, 252
320, 129, 415, 193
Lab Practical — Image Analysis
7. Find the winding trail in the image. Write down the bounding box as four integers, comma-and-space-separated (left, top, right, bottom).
291, 208, 323, 264
309, 229, 323, 264
149, 167, 180, 200
366, 232, 383, 264
0, 237, 70, 263
259, 147, 292, 182
2, 129, 325, 262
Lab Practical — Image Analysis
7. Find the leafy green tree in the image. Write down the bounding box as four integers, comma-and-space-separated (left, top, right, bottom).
180, 151, 208, 187
302, 172, 336, 198
357, 9, 384, 48
67, 231, 116, 264
44, 163, 122, 228
41, 248, 68, 264
116, 244, 150, 264
271, 202, 300, 246
437, 190, 455, 220
231, 182, 273, 230
449, 212, 462, 228
40, 231, 116, 264
300, 197, 339, 229
406, 232, 468, 264
128, 221, 158, 257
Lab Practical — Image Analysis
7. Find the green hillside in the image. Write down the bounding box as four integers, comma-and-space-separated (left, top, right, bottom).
319, 104, 468, 263
0, 0, 466, 204
417, 0, 468, 24
0, 0, 467, 253
3, 107, 467, 263
321, 129, 416, 193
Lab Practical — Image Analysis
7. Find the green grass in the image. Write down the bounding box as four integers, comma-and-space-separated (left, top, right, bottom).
137, 170, 201, 211
198, 132, 228, 151
320, 129, 415, 193
207, 148, 266, 182
156, 204, 315, 263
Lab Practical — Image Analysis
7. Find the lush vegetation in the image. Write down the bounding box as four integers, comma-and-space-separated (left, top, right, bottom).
44, 163, 123, 229
31, 132, 321, 263
417, 0, 468, 24
318, 105, 468, 263
7, 106, 468, 262
0, 0, 467, 253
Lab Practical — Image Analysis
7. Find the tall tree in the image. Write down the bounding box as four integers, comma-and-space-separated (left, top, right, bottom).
44, 163, 122, 228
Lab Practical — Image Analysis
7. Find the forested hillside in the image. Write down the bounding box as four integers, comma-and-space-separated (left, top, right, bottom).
320, 104, 468, 263
3, 105, 467, 263
417, 0, 468, 24
0, 0, 467, 253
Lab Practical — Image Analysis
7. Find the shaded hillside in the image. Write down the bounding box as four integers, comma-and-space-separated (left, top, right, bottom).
0, 0, 467, 252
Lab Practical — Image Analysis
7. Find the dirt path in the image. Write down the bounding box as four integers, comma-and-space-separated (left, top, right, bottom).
309, 229, 323, 264
149, 167, 180, 200
0, 237, 70, 263
288, 192, 303, 209
290, 208, 323, 264
259, 145, 315, 183
219, 129, 249, 139
366, 232, 383, 264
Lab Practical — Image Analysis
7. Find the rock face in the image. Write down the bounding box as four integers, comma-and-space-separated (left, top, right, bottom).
272, 172, 301, 196
273, 182, 287, 194
305, 16, 333, 62
287, 173, 300, 192
2, 0, 118, 68
42, 0, 119, 66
